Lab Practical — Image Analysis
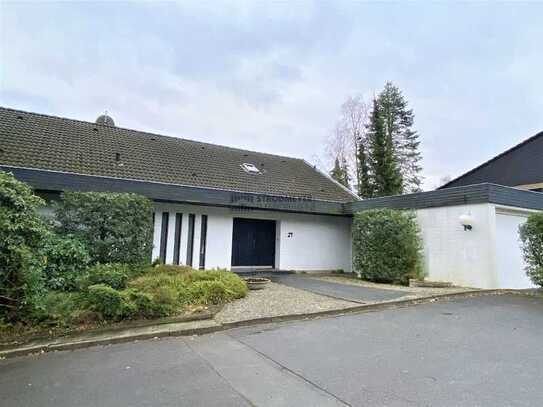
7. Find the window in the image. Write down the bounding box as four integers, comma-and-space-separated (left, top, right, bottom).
199, 215, 208, 270
173, 213, 183, 265
159, 212, 169, 263
241, 163, 261, 174
186, 214, 195, 266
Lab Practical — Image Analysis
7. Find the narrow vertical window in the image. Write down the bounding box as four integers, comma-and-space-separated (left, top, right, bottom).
199, 215, 208, 270
159, 212, 169, 263
186, 214, 195, 267
173, 213, 183, 265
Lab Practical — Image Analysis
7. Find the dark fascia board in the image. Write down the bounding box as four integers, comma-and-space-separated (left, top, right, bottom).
345, 183, 543, 213
1, 166, 348, 216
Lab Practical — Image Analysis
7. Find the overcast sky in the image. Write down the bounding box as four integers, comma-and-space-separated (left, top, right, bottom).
1, 1, 542, 190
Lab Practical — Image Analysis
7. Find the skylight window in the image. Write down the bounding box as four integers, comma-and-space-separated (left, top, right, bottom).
241, 163, 261, 174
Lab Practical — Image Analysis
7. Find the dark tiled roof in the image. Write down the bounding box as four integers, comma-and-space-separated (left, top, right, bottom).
0, 107, 356, 203
440, 131, 543, 189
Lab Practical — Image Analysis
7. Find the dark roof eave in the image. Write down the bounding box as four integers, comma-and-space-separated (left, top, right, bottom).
346, 183, 543, 212
1, 166, 349, 216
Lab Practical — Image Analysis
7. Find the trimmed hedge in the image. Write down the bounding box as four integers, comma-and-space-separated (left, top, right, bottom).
42, 234, 91, 291
0, 171, 48, 321
519, 213, 543, 287
54, 191, 154, 265
353, 209, 423, 284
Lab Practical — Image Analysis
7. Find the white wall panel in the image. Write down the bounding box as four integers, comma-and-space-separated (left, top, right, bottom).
416, 204, 496, 288
495, 209, 536, 289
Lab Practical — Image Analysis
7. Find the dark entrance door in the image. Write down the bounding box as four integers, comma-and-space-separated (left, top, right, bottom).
232, 218, 276, 267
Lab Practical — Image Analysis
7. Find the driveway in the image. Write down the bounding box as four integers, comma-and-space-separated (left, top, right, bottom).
1, 294, 542, 406
271, 274, 406, 302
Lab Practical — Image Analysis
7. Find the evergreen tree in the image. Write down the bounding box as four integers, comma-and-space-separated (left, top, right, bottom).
378, 82, 423, 193
367, 98, 403, 196
329, 157, 350, 188
356, 141, 373, 198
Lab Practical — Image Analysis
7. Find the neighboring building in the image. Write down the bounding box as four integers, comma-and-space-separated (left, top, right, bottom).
1, 106, 543, 289
440, 131, 543, 192
0, 107, 356, 272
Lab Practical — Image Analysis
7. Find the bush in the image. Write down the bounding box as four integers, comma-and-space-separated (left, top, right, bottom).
519, 213, 543, 287
78, 263, 134, 290
353, 209, 423, 284
125, 289, 174, 318
41, 291, 84, 325
42, 234, 91, 291
129, 265, 247, 309
84, 284, 137, 321
54, 191, 154, 265
0, 171, 49, 321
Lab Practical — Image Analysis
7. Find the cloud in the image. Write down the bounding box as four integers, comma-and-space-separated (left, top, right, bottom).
1, 1, 542, 190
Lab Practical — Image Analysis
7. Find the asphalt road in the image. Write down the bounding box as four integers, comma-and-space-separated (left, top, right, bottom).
271, 274, 406, 302
1, 294, 543, 407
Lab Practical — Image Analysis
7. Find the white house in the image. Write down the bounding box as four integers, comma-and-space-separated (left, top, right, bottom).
1, 107, 542, 288
0, 107, 356, 273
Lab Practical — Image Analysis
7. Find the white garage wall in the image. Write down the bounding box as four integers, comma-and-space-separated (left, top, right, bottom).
494, 207, 536, 289
415, 203, 540, 289
278, 215, 352, 272
151, 202, 352, 272
416, 203, 497, 288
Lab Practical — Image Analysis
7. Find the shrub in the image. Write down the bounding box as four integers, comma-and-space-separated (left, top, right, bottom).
125, 289, 174, 318
42, 234, 91, 291
84, 284, 137, 321
519, 213, 543, 287
129, 266, 247, 309
41, 291, 83, 325
0, 171, 49, 321
54, 191, 154, 265
78, 263, 134, 290
353, 209, 423, 284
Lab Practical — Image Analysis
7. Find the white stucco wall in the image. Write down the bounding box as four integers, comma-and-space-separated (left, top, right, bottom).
494, 207, 536, 289
416, 203, 497, 288
150, 203, 352, 272
415, 203, 539, 289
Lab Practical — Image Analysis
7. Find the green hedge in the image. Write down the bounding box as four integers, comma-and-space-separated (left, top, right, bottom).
353, 209, 423, 284
519, 213, 543, 287
42, 234, 91, 291
54, 191, 154, 265
0, 171, 48, 321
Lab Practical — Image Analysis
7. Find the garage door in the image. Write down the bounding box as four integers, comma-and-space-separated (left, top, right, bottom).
495, 212, 535, 289
232, 218, 276, 267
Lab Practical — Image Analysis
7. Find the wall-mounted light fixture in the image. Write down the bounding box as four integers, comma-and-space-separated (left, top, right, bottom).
459, 213, 474, 231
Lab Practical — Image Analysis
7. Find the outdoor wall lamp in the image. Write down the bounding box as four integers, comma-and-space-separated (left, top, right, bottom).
459, 213, 474, 231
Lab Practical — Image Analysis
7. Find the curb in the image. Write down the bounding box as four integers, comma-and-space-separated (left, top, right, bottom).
0, 289, 516, 359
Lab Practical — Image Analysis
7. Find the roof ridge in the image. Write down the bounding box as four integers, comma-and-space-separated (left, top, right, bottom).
0, 105, 303, 162
439, 130, 543, 189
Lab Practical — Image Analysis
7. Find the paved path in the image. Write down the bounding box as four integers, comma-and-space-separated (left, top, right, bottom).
2, 294, 543, 406
271, 274, 406, 302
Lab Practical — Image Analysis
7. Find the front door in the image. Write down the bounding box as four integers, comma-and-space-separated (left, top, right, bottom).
232, 218, 276, 267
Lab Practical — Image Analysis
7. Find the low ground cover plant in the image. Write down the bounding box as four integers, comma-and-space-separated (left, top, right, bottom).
519, 213, 543, 287
0, 170, 247, 339
352, 208, 424, 284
